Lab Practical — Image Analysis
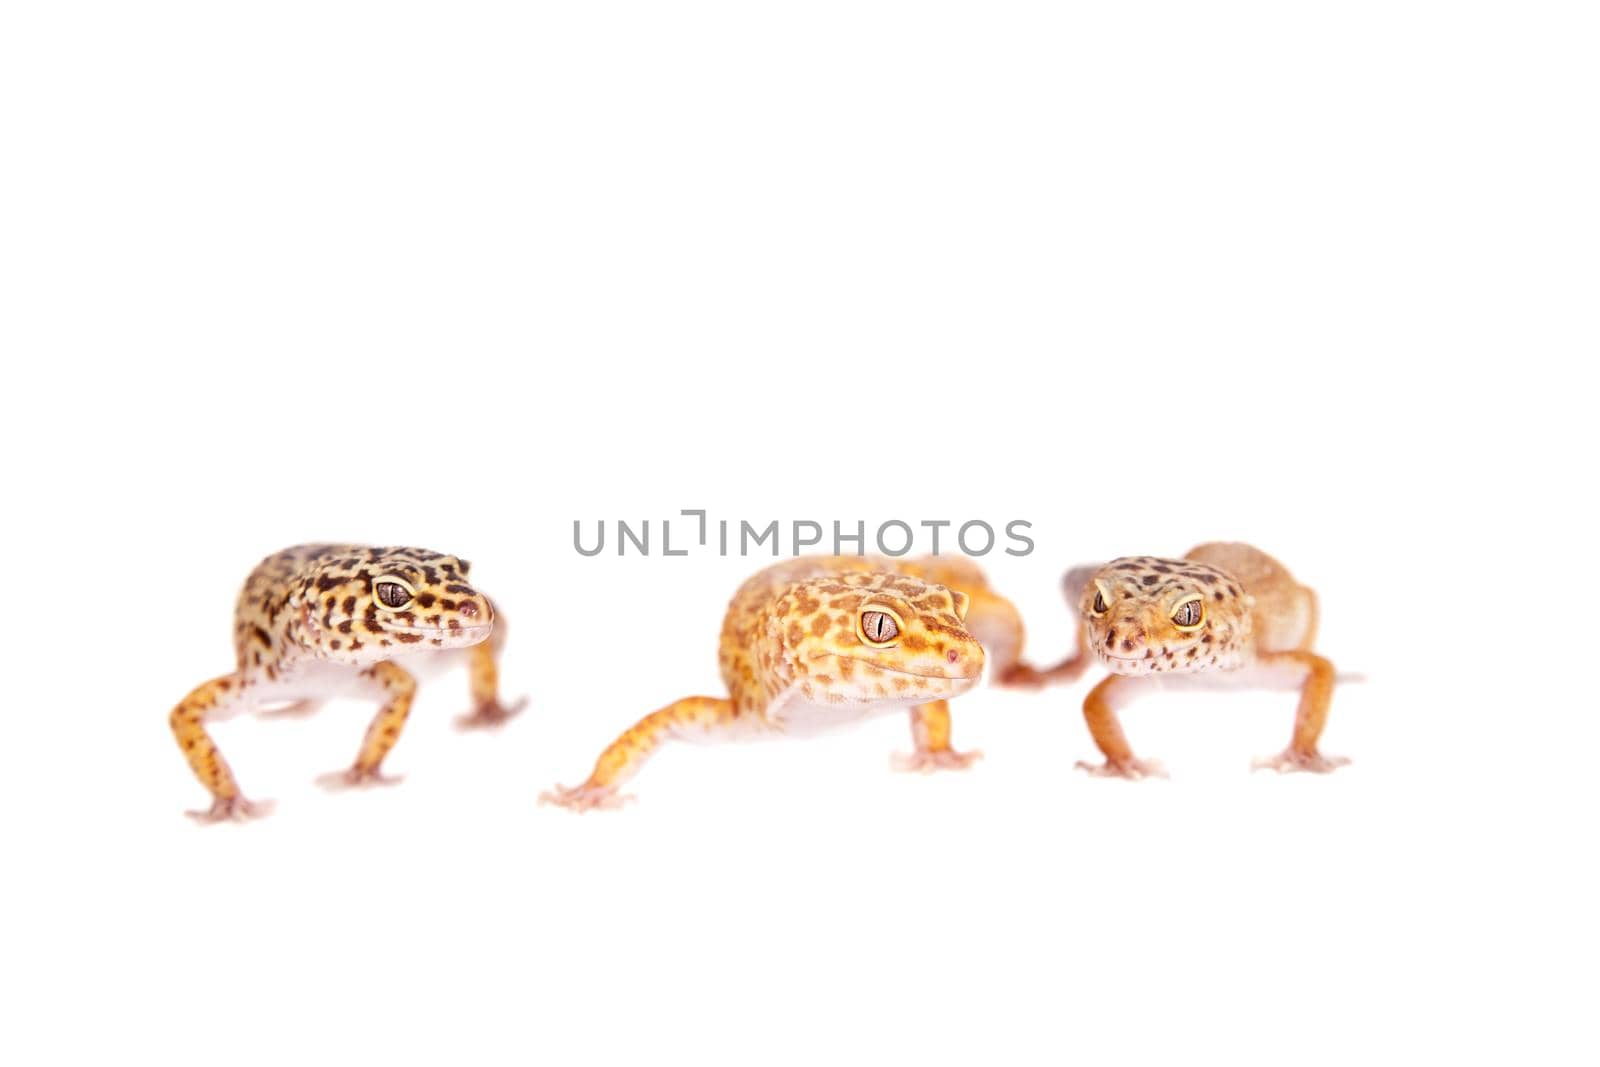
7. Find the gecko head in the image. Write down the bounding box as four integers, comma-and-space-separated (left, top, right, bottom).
773, 572, 985, 707
1078, 556, 1252, 676
295, 546, 495, 663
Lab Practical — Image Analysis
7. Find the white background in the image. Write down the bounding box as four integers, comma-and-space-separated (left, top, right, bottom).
2, 3, 1594, 1064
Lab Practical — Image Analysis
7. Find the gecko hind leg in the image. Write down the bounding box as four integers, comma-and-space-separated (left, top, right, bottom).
996, 623, 1096, 689
540, 696, 736, 812
1250, 650, 1350, 774
892, 699, 982, 773
997, 654, 1091, 689
999, 566, 1108, 691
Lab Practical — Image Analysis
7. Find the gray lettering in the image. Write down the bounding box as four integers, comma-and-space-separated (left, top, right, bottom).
618, 519, 649, 556
958, 520, 995, 556
876, 520, 913, 557
573, 520, 605, 557
742, 520, 779, 555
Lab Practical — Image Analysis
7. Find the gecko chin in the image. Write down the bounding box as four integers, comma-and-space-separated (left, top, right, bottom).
926, 672, 981, 699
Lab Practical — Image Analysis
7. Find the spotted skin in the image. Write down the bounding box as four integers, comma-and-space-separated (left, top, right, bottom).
1064, 542, 1347, 778
169, 544, 526, 821
888, 555, 1053, 686
541, 555, 988, 812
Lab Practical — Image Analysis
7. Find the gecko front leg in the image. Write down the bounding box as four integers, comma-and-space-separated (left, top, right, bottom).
1074, 674, 1168, 780
455, 640, 529, 728
318, 661, 418, 788
1250, 650, 1350, 774
892, 699, 982, 772
171, 675, 274, 822
456, 601, 529, 729
540, 696, 736, 812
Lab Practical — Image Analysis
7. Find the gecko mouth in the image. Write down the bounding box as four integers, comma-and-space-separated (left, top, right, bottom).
380, 627, 492, 643
818, 654, 983, 682
324, 619, 493, 644
1099, 644, 1198, 663
388, 624, 493, 641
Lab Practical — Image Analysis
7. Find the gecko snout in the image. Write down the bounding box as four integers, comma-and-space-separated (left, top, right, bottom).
944, 639, 985, 682
452, 594, 494, 630
1103, 620, 1148, 654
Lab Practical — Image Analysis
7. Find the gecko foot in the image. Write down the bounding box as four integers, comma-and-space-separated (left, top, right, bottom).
316, 766, 406, 790
186, 795, 275, 823
538, 783, 634, 813
1251, 749, 1351, 774
1075, 757, 1168, 781
892, 747, 984, 773
455, 695, 530, 731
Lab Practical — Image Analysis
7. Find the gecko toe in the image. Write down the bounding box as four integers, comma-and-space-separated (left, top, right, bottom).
538, 784, 633, 812
1074, 757, 1168, 781
455, 695, 530, 731
892, 748, 983, 773
1252, 750, 1351, 774
316, 766, 405, 790
186, 795, 275, 823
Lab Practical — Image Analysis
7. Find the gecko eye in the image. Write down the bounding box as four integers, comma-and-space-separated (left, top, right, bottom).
857, 608, 902, 647
1170, 595, 1205, 631
1089, 580, 1113, 616
374, 578, 416, 610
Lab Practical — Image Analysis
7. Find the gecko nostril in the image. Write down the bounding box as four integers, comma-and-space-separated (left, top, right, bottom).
1105, 629, 1118, 648
459, 601, 480, 620
946, 649, 960, 664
